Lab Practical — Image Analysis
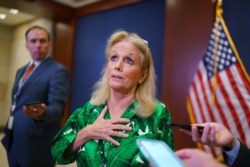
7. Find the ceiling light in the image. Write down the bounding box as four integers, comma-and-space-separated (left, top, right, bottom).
0, 14, 6, 19
9, 8, 19, 14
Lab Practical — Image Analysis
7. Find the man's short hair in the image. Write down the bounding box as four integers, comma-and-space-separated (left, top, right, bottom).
25, 25, 51, 41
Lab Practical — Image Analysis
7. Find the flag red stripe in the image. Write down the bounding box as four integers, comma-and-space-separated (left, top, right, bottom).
236, 64, 250, 94
228, 65, 250, 114
234, 65, 250, 132
216, 70, 247, 144
189, 66, 220, 156
207, 75, 230, 127
197, 67, 216, 122
191, 73, 206, 122
187, 94, 199, 123
187, 94, 218, 156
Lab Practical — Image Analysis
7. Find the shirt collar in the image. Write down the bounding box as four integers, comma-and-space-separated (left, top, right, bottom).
30, 55, 50, 67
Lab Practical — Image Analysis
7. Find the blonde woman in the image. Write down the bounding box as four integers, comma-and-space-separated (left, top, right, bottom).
51, 30, 173, 167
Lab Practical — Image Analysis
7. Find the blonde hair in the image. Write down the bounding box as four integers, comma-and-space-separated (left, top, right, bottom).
90, 30, 156, 117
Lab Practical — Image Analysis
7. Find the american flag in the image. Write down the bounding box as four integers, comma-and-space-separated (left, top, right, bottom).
186, 12, 250, 157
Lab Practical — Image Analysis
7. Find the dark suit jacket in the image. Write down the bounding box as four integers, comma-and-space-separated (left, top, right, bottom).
1, 57, 69, 167
224, 141, 250, 167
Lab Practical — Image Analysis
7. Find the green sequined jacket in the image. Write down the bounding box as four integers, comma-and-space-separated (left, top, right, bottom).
51, 100, 174, 167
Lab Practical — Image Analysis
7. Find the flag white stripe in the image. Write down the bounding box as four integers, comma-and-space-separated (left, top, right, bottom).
199, 64, 214, 123
220, 67, 249, 139
189, 84, 203, 123
231, 65, 250, 109
194, 68, 209, 122
189, 64, 203, 122
230, 65, 250, 146
218, 71, 245, 140
190, 65, 219, 156
215, 87, 241, 138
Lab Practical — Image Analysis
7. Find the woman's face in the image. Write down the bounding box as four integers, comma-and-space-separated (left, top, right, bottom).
107, 41, 147, 94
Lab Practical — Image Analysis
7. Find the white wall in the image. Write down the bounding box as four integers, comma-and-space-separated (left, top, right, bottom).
0, 25, 13, 126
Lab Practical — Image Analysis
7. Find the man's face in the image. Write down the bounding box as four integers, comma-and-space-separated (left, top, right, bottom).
26, 28, 51, 61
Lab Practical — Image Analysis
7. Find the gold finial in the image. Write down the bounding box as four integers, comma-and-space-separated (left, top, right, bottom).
212, 0, 222, 3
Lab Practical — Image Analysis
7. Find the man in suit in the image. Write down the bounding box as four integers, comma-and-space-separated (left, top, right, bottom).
178, 122, 250, 167
1, 25, 69, 167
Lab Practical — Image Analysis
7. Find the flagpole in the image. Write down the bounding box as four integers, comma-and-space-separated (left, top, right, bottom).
211, 0, 222, 4
211, 0, 223, 105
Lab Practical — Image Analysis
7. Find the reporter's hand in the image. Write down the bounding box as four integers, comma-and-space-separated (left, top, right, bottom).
194, 123, 236, 149
180, 122, 236, 149
175, 148, 228, 167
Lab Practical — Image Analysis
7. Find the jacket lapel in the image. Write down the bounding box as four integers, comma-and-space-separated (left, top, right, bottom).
16, 57, 52, 97
12, 65, 28, 96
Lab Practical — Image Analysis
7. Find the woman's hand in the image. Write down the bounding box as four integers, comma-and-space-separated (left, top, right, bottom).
73, 105, 132, 151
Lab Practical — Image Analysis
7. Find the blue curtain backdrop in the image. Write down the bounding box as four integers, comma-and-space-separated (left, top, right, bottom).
70, 0, 250, 112
71, 0, 165, 111
222, 0, 250, 73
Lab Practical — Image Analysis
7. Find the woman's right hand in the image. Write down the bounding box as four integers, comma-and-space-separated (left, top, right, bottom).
72, 105, 132, 151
